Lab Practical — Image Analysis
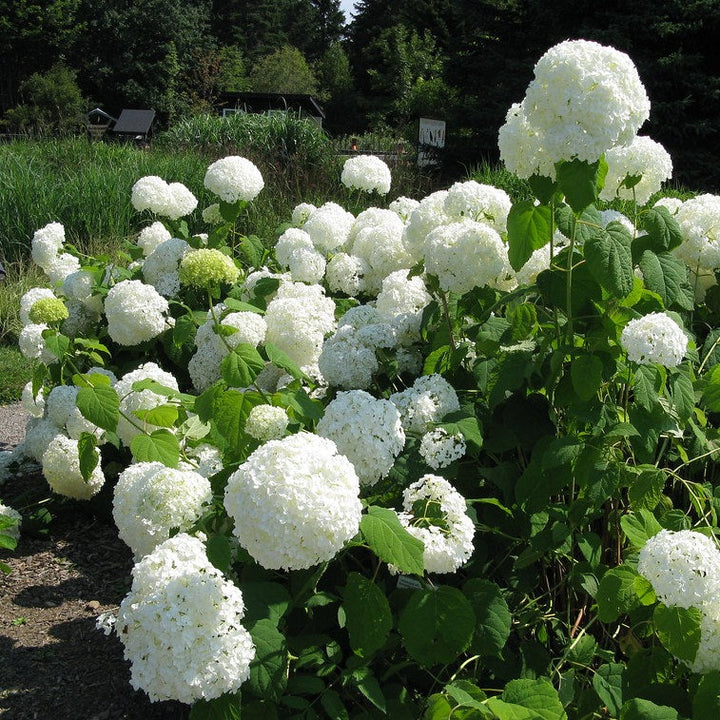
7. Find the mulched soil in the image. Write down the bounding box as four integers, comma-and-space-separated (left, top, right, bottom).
0, 469, 190, 720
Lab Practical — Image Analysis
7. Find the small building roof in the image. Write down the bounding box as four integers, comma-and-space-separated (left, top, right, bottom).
87, 107, 118, 124
112, 109, 156, 136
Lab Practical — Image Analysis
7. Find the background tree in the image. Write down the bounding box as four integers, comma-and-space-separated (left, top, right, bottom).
249, 46, 318, 94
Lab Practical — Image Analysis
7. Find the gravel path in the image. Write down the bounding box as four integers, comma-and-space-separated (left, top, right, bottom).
0, 402, 28, 452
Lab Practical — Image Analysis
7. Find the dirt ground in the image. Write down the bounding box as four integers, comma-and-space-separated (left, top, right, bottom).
0, 466, 190, 720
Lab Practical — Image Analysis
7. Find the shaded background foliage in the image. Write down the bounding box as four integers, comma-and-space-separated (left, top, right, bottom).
1, 0, 720, 188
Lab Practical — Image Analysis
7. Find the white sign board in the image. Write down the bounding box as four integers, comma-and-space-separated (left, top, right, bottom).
418, 117, 446, 167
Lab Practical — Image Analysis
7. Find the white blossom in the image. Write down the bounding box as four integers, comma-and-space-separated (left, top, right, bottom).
341, 155, 392, 195
204, 156, 264, 203
104, 280, 169, 346
620, 312, 687, 367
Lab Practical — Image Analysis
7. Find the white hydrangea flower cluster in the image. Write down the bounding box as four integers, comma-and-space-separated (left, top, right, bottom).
600, 136, 673, 206
131, 176, 198, 220
45, 384, 103, 441
389, 196, 420, 222
419, 428, 467, 469
499, 39, 650, 179
444, 181, 512, 233
638, 529, 720, 674
30, 221, 81, 285
239, 267, 291, 302
114, 363, 180, 446
244, 404, 289, 442
341, 155, 392, 195
291, 202, 317, 227
264, 281, 336, 375
390, 374, 461, 434
113, 461, 212, 559
18, 322, 56, 363
303, 201, 356, 255
62, 269, 102, 317
275, 227, 326, 284
179, 248, 240, 290
20, 288, 56, 325
189, 307, 268, 391
0, 502, 22, 541
375, 270, 432, 344
396, 475, 475, 574
182, 443, 224, 478
673, 194, 720, 272
317, 390, 405, 486
116, 533, 255, 704
21, 381, 45, 418
141, 237, 191, 297
137, 221, 172, 256
204, 156, 264, 203
424, 219, 510, 295
326, 252, 370, 297
318, 305, 397, 389
402, 190, 451, 263
104, 280, 169, 346
224, 433, 362, 570
620, 312, 687, 367
41, 433, 105, 499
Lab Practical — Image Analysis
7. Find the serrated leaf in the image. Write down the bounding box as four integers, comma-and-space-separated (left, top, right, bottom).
508, 302, 538, 341
585, 223, 634, 298
130, 429, 180, 467
620, 698, 678, 720
189, 692, 242, 720
702, 364, 720, 412
360, 506, 424, 575
670, 369, 695, 422
501, 678, 566, 720
223, 297, 265, 314
628, 468, 667, 511
620, 509, 663, 549
507, 200, 553, 271
76, 385, 119, 432
221, 343, 266, 387
440, 410, 483, 451
240, 581, 291, 628
654, 604, 702, 663
247, 618, 288, 703
320, 689, 349, 720
264, 341, 305, 380
343, 572, 393, 658
592, 663, 626, 717
350, 667, 386, 713
206, 534, 232, 574
173, 313, 197, 347
596, 565, 642, 622
638, 250, 694, 310
77, 432, 99, 482
463, 578, 511, 656
134, 404, 178, 428
632, 364, 662, 411
556, 157, 606, 213
693, 670, 720, 718
398, 586, 475, 667
641, 206, 683, 253
571, 354, 603, 401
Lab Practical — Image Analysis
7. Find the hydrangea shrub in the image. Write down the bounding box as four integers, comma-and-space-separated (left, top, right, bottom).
6, 37, 720, 719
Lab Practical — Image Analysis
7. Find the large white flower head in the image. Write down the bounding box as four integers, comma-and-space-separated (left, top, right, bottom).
638, 529, 720, 610
31, 221, 66, 270
302, 201, 356, 256
115, 363, 179, 447
424, 219, 509, 295
21, 381, 45, 418
275, 227, 326, 284
389, 196, 421, 223
341, 155, 392, 195
41, 433, 105, 499
20, 287, 56, 326
141, 237, 191, 297
444, 181, 512, 233
673, 194, 720, 271
317, 390, 405, 486
18, 323, 56, 363
45, 253, 81, 285
397, 475, 475, 574
291, 202, 317, 227
62, 269, 97, 308
403, 190, 451, 262
500, 40, 650, 176
131, 176, 197, 220
137, 221, 172, 256
600, 136, 673, 206
45, 384, 102, 441
352, 222, 414, 295
204, 155, 264, 203
326, 252, 369, 297
104, 280, 169, 346
686, 601, 720, 674
419, 428, 467, 470
390, 374, 461, 434
224, 433, 362, 570
264, 281, 336, 373
318, 325, 381, 390
116, 533, 255, 704
620, 312, 688, 367
113, 461, 212, 559
347, 208, 405, 253
244, 404, 289, 442
375, 269, 431, 344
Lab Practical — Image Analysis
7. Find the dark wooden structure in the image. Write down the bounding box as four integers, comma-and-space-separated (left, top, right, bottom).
111, 109, 156, 143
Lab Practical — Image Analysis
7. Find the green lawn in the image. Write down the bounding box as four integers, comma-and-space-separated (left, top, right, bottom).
0, 345, 31, 404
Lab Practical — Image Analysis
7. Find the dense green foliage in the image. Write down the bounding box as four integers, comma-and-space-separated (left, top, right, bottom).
2, 1, 719, 187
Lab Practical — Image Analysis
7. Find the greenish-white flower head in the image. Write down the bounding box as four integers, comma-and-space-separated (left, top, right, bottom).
29, 297, 69, 324
179, 248, 240, 290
